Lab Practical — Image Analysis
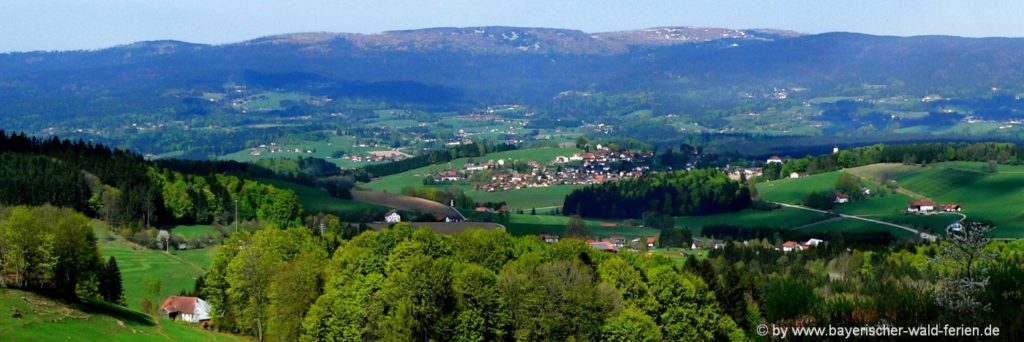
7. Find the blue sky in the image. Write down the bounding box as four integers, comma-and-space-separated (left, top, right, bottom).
2, 0, 1022, 52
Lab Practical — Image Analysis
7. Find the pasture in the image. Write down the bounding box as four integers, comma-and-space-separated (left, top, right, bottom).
488, 213, 660, 240
260, 178, 388, 218
674, 208, 828, 234
758, 162, 1024, 238
0, 288, 241, 341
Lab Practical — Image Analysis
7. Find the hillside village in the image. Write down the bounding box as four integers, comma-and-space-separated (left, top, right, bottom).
431, 147, 654, 191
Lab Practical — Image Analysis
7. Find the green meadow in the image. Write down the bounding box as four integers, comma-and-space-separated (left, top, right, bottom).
260, 178, 388, 217
0, 289, 243, 341
756, 162, 1024, 238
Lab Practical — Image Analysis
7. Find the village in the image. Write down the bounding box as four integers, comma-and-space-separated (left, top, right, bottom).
431, 147, 655, 192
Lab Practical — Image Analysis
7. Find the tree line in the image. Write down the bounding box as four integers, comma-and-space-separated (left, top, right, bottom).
762, 142, 1024, 180
0, 131, 303, 235
200, 224, 745, 341
0, 205, 123, 304
562, 169, 751, 219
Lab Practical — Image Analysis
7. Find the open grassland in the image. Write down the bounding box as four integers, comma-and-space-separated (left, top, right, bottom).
495, 213, 660, 240
219, 133, 397, 168
756, 171, 843, 204
95, 224, 211, 309
169, 224, 222, 240
0, 289, 242, 341
259, 178, 388, 217
363, 147, 583, 194
351, 190, 460, 218
759, 163, 1024, 238
674, 208, 828, 234
793, 218, 917, 239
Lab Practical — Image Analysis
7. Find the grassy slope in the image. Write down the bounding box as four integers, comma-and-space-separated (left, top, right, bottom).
673, 208, 828, 234
758, 163, 1024, 238
0, 289, 242, 341
259, 178, 388, 217
498, 213, 660, 240
95, 223, 212, 310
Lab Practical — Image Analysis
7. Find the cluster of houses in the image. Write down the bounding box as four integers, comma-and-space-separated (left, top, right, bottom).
907, 200, 961, 214
431, 149, 654, 192
342, 152, 409, 163
535, 233, 658, 252
248, 142, 316, 157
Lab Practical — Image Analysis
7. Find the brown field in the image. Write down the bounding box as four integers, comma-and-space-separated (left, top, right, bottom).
367, 150, 411, 157
352, 190, 461, 218
367, 221, 504, 234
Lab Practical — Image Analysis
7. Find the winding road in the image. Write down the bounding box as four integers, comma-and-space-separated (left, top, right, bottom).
771, 201, 940, 242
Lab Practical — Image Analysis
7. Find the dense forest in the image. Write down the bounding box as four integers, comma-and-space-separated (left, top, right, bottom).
202, 223, 745, 341
0, 205, 122, 303
0, 131, 303, 234
562, 169, 751, 219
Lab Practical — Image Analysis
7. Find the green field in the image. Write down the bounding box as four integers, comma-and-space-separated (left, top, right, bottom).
260, 178, 388, 217
219, 132, 397, 168
96, 225, 211, 309
757, 163, 1024, 238
493, 213, 660, 240
467, 185, 583, 210
235, 91, 317, 112
673, 208, 828, 234
0, 288, 241, 341
169, 224, 221, 240
793, 218, 916, 239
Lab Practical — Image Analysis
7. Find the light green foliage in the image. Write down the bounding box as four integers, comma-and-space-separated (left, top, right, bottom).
0, 206, 100, 298
601, 307, 663, 342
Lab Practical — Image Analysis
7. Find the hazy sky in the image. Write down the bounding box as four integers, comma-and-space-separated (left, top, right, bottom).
2, 0, 1023, 52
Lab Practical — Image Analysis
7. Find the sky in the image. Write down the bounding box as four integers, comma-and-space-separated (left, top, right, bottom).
2, 0, 1023, 52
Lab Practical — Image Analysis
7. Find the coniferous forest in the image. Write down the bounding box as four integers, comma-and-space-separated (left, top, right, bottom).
562, 169, 751, 219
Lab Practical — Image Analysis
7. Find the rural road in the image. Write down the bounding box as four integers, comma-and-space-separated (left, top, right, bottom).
771, 202, 939, 242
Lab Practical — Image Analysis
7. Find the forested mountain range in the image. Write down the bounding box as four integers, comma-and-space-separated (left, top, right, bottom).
3, 26, 1024, 121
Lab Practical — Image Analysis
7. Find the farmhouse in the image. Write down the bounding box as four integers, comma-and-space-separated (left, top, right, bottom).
834, 193, 850, 204
782, 241, 803, 252
943, 204, 961, 212
385, 210, 402, 223
161, 296, 211, 323
908, 200, 936, 213
646, 236, 658, 248
767, 156, 784, 164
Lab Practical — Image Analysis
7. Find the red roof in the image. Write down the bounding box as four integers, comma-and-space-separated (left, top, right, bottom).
475, 206, 488, 212
162, 296, 198, 315
834, 193, 849, 199
646, 236, 657, 244
589, 241, 615, 251
909, 200, 936, 207
599, 222, 618, 227
782, 241, 799, 247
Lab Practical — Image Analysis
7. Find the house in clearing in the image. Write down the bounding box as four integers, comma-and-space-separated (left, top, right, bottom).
646, 236, 657, 248
588, 240, 617, 252
834, 193, 850, 204
908, 200, 936, 213
943, 204, 961, 212
161, 296, 211, 324
766, 156, 784, 164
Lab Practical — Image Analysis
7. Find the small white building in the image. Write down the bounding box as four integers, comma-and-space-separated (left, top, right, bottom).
767, 156, 784, 164
385, 210, 401, 223
789, 172, 800, 179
